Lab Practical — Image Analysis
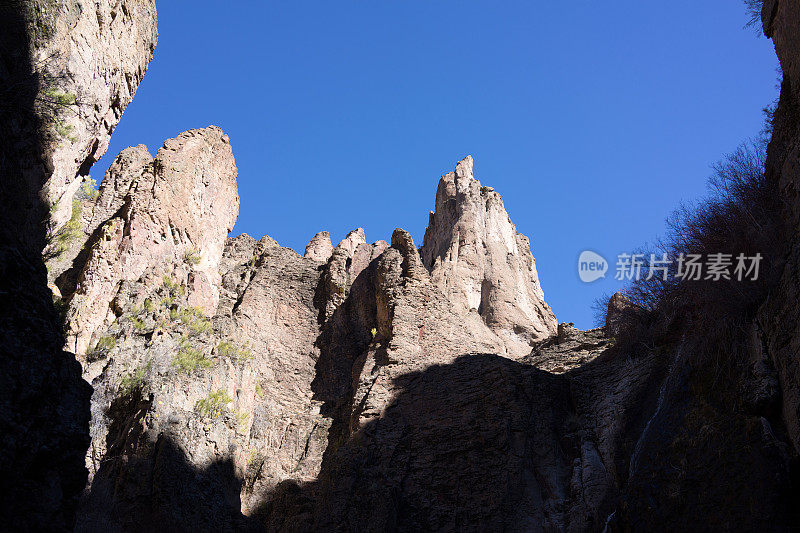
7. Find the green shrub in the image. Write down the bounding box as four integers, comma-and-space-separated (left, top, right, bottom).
180, 307, 212, 335
163, 274, 180, 292
217, 340, 235, 358
88, 335, 116, 361
54, 119, 78, 143
216, 340, 252, 362
100, 218, 119, 240
80, 177, 100, 200
162, 275, 187, 301
119, 361, 152, 395
53, 296, 68, 326
53, 199, 83, 253
234, 409, 250, 433
238, 342, 253, 360
255, 382, 264, 398
143, 298, 155, 313
172, 339, 211, 374
97, 335, 117, 351
45, 87, 76, 107
184, 247, 201, 266
132, 317, 147, 332
195, 388, 232, 418
245, 450, 266, 488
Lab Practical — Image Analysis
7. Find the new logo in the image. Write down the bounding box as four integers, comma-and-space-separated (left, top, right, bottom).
578, 250, 608, 283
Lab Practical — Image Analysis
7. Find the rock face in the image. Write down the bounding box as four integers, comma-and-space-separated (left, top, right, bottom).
731, 15, 800, 528
65, 144, 566, 529
420, 156, 557, 356
60, 147, 800, 531
759, 0, 800, 456
40, 0, 158, 235
62, 126, 239, 356
303, 231, 333, 262
524, 324, 609, 373
604, 291, 636, 334
1, 0, 157, 252
76, 232, 331, 529
0, 1, 156, 529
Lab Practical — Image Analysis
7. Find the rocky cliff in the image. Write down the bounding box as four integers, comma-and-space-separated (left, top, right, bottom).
58, 141, 560, 528
66, 133, 798, 531
0, 1, 157, 529
760, 0, 800, 460
5, 0, 800, 531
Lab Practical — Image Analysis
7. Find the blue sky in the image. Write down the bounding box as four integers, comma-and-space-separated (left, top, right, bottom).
97, 1, 779, 329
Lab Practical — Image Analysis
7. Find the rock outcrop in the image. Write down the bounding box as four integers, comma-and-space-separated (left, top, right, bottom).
604, 291, 636, 334
62, 126, 239, 356
759, 0, 800, 457
40, 0, 158, 236
63, 142, 567, 529
76, 232, 332, 528
420, 156, 557, 356
303, 231, 333, 262
64, 142, 800, 531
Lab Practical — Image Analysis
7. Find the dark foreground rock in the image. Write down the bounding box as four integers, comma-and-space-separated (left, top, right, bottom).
0, 0, 156, 529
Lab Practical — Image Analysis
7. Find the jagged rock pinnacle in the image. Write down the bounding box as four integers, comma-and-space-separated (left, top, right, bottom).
420, 155, 557, 356
63, 126, 239, 355
304, 231, 334, 262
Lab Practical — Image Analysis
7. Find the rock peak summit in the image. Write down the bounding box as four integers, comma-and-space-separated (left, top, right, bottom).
421, 155, 557, 355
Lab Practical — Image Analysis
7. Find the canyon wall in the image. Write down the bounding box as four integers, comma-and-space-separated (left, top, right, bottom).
4, 0, 800, 530
0, 1, 157, 529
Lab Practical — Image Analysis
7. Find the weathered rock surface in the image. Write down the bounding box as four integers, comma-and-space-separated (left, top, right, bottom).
63, 126, 239, 356
759, 0, 800, 457
67, 143, 800, 531
604, 291, 635, 334
262, 325, 665, 531
76, 233, 331, 529
524, 324, 609, 373
304, 231, 333, 262
40, 0, 158, 235
420, 156, 557, 356
66, 145, 570, 530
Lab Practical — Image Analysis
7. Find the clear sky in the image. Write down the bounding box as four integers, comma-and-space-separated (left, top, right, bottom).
97, 1, 779, 329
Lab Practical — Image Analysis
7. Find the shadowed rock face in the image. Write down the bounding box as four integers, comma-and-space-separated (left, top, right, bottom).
0, 1, 156, 530
64, 142, 571, 530
760, 0, 800, 458
67, 138, 799, 531
420, 156, 558, 357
